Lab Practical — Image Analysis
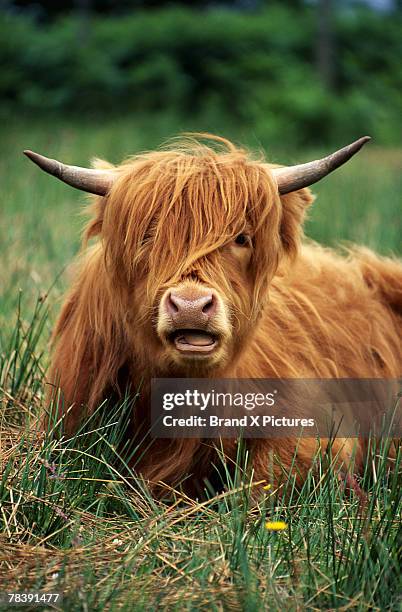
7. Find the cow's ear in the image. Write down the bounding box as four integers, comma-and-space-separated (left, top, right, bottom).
279, 187, 315, 258
84, 158, 115, 239
84, 196, 107, 240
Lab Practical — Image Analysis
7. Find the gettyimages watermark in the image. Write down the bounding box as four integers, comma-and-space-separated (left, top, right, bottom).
151, 378, 402, 438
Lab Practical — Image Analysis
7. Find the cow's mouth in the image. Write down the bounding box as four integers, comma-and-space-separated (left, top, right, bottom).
169, 329, 218, 354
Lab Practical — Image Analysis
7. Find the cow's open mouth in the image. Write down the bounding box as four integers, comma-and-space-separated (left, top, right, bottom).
169, 329, 218, 354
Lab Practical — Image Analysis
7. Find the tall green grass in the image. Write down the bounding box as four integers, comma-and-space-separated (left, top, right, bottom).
0, 294, 401, 610
0, 119, 401, 610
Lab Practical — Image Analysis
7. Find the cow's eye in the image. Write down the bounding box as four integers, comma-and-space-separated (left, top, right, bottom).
234, 233, 251, 247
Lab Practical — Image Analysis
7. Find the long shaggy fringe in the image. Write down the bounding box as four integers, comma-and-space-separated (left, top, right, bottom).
48, 134, 402, 495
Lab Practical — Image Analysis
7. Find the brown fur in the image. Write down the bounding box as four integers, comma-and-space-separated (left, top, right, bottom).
47, 135, 402, 495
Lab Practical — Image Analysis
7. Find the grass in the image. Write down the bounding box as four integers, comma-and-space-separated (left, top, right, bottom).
0, 117, 401, 610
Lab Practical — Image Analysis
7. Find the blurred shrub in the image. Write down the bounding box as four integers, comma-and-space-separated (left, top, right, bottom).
0, 5, 401, 145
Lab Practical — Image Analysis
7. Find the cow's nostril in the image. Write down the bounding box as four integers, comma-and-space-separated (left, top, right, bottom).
202, 294, 215, 315
167, 292, 179, 315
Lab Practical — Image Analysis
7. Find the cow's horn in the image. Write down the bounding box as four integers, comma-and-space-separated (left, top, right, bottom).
272, 136, 371, 195
23, 150, 116, 196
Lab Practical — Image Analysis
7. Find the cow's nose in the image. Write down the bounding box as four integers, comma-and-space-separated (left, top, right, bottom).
165, 289, 217, 324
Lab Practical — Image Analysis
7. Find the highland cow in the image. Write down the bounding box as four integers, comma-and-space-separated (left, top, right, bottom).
25, 135, 402, 496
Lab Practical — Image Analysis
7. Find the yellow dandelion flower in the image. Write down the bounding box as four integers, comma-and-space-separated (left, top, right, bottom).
262, 484, 272, 491
265, 520, 287, 531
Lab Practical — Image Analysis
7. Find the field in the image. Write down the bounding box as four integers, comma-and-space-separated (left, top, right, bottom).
0, 118, 401, 611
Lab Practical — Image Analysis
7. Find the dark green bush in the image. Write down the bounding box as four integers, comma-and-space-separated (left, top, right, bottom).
0, 5, 401, 145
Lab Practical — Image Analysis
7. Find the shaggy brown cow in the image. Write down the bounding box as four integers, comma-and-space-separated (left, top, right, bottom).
25, 135, 402, 495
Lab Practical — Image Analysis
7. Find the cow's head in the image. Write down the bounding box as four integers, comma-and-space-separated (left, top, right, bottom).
24, 135, 369, 375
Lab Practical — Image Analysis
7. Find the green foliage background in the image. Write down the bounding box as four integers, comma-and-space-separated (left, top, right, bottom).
1, 4, 401, 146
